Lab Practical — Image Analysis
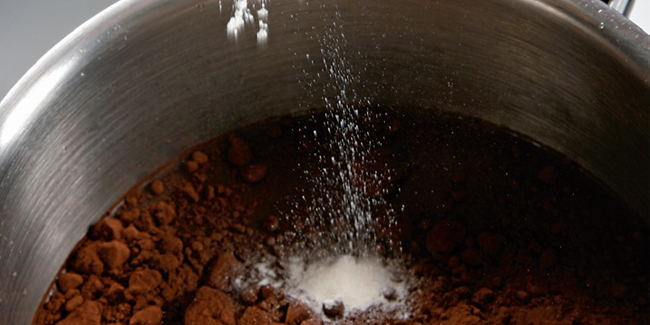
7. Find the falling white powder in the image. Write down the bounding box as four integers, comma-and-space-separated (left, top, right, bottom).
257, 26, 268, 44
226, 0, 269, 45
288, 255, 407, 316
257, 7, 268, 20
256, 6, 269, 44
227, 0, 253, 41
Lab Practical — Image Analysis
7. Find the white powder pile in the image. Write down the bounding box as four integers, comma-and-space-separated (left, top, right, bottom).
288, 255, 407, 316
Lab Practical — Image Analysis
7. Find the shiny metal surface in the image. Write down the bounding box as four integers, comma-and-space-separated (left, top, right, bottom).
609, 0, 633, 16
0, 0, 648, 323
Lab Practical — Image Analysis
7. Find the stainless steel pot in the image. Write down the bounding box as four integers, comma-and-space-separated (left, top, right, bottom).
0, 0, 647, 323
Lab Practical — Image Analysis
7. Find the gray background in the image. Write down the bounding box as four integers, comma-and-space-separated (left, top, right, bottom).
0, 0, 648, 102
0, 0, 118, 101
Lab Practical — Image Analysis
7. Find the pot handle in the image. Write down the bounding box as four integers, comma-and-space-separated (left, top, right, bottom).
608, 0, 634, 16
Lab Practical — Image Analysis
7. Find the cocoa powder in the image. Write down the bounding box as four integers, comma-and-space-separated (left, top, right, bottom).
33, 109, 649, 325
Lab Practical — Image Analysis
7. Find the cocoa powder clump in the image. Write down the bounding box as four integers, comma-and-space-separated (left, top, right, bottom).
207, 251, 244, 292
129, 305, 163, 325
55, 300, 102, 325
227, 134, 252, 166
285, 300, 313, 325
150, 180, 164, 195
57, 273, 83, 293
92, 218, 123, 241
184, 286, 236, 325
97, 240, 130, 271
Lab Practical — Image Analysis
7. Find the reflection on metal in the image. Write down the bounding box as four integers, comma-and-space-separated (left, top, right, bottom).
609, 0, 633, 16
0, 65, 69, 148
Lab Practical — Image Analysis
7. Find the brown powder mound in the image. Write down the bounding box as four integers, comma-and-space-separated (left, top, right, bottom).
285, 300, 313, 325
70, 242, 104, 276
33, 110, 648, 325
228, 134, 253, 166
184, 286, 236, 325
124, 268, 162, 301
207, 251, 244, 292
54, 300, 102, 325
130, 305, 163, 325
97, 240, 131, 271
238, 306, 277, 325
93, 218, 123, 241
56, 273, 83, 293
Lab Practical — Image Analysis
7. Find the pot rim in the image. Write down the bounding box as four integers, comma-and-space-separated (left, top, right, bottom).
0, 0, 648, 111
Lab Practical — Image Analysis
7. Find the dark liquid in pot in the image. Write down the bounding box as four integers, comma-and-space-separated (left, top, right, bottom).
33, 108, 649, 325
